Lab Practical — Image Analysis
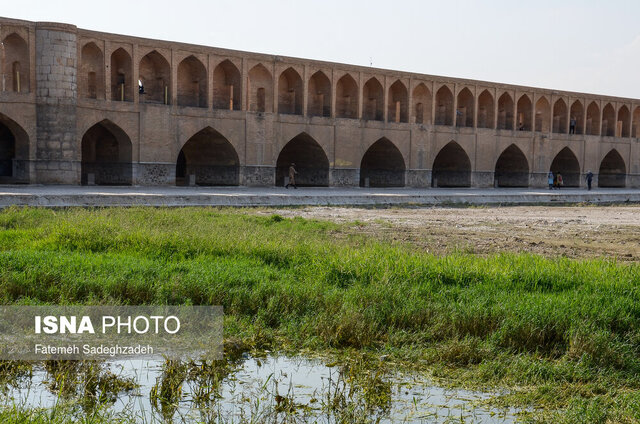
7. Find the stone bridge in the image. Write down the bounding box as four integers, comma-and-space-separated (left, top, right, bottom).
0, 16, 637, 188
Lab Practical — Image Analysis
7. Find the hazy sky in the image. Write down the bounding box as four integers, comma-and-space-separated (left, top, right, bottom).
4, 0, 640, 98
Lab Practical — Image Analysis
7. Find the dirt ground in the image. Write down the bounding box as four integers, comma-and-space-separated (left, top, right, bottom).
262, 205, 640, 260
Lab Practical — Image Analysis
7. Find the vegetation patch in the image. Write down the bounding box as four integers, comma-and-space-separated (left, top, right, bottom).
0, 206, 639, 422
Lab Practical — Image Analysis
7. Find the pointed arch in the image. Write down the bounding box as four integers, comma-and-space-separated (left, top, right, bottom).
497, 93, 514, 130
550, 147, 580, 187
570, 100, 584, 135
388, 80, 408, 123
535, 97, 551, 132
618, 105, 630, 138
363, 77, 384, 121
278, 67, 303, 115
435, 86, 454, 126
456, 88, 474, 128
139, 50, 171, 104
598, 149, 626, 187
336, 74, 358, 119
3, 33, 29, 93
477, 90, 494, 129
81, 120, 132, 185
516, 94, 532, 131
432, 141, 471, 187
177, 56, 207, 108
586, 101, 600, 135
80, 42, 104, 100
275, 133, 329, 186
552, 98, 568, 134
602, 103, 615, 137
248, 64, 273, 113
0, 113, 29, 183
633, 107, 640, 137
412, 83, 432, 124
176, 127, 239, 186
213, 60, 241, 111
307, 71, 331, 117
110, 48, 133, 102
359, 138, 405, 187
495, 144, 529, 187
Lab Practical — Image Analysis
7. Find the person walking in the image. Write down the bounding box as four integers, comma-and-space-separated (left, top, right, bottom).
586, 170, 593, 190
548, 171, 554, 190
285, 163, 298, 189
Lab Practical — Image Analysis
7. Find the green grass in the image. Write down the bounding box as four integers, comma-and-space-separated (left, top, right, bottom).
0, 206, 639, 422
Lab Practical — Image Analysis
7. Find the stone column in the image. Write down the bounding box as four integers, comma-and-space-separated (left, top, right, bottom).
35, 22, 78, 184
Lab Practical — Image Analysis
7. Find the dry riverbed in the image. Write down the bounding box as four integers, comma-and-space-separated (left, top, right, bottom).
259, 205, 640, 260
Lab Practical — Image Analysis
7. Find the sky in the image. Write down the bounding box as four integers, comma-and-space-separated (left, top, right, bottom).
4, 0, 640, 98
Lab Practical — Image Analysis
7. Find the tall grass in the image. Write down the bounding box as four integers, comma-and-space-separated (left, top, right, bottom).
0, 207, 640, 420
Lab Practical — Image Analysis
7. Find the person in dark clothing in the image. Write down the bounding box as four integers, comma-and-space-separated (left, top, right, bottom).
569, 116, 576, 134
586, 170, 593, 190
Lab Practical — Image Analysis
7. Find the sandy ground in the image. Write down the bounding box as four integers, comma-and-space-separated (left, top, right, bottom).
262, 205, 640, 260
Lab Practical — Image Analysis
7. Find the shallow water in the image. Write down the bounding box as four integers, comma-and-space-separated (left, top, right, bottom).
1, 355, 521, 423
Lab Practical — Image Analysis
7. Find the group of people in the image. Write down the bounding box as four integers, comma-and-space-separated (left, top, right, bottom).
548, 170, 594, 190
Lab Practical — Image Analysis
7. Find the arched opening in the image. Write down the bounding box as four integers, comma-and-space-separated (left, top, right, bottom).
248, 64, 273, 113
535, 97, 550, 132
278, 67, 303, 115
435, 86, 454, 126
497, 93, 514, 130
110, 48, 133, 102
176, 127, 239, 186
456, 88, 474, 128
80, 42, 104, 100
0, 114, 29, 183
586, 102, 600, 136
550, 147, 580, 187
517, 95, 532, 131
570, 100, 584, 135
139, 50, 171, 105
363, 77, 384, 121
307, 71, 331, 117
336, 74, 358, 119
3, 33, 29, 93
633, 107, 640, 138
275, 133, 329, 186
359, 138, 405, 187
212, 60, 241, 111
177, 56, 207, 108
81, 121, 132, 185
552, 99, 567, 133
602, 103, 615, 137
388, 80, 408, 123
432, 141, 471, 187
412, 83, 431, 124
618, 105, 630, 138
495, 144, 529, 187
0, 123, 15, 178
477, 90, 494, 129
598, 149, 626, 187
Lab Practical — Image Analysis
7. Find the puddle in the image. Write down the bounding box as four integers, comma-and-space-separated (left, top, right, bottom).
0, 355, 521, 423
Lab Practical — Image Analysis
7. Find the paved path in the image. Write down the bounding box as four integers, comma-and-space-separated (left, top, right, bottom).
0, 186, 639, 207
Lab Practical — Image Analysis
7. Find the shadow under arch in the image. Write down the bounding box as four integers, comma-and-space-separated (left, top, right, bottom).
549, 147, 580, 187
359, 138, 405, 187
176, 127, 239, 186
0, 112, 30, 183
494, 144, 529, 187
432, 141, 471, 187
275, 133, 329, 187
81, 120, 132, 185
598, 149, 626, 188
